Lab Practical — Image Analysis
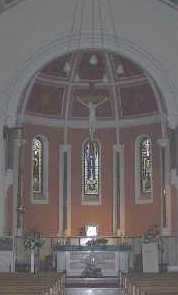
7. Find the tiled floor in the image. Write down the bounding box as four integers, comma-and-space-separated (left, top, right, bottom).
66, 288, 121, 295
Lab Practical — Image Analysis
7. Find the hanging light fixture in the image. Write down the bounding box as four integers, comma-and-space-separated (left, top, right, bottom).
74, 73, 80, 82
116, 63, 124, 75
102, 73, 108, 83
66, 0, 120, 143
89, 55, 98, 65
63, 61, 71, 75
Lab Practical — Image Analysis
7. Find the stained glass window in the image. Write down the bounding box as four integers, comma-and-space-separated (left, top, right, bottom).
32, 137, 43, 193
83, 140, 100, 199
140, 137, 152, 193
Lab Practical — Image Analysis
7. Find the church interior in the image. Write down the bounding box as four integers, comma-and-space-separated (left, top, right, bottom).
0, 0, 178, 294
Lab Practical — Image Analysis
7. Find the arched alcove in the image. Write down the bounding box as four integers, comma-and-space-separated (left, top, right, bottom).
0, 0, 178, 236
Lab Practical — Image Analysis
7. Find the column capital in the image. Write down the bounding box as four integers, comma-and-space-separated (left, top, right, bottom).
60, 144, 71, 152
13, 128, 25, 147
14, 137, 26, 147
171, 169, 178, 190
168, 114, 178, 130
113, 144, 124, 152
157, 138, 169, 147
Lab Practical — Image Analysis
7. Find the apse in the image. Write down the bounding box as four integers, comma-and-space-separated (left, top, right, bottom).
8, 48, 167, 238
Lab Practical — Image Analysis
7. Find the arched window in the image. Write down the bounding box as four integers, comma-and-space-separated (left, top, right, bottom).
32, 136, 48, 202
82, 140, 100, 203
32, 137, 43, 193
135, 135, 153, 203
140, 137, 152, 193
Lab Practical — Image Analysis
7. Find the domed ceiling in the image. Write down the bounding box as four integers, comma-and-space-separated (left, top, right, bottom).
24, 49, 159, 122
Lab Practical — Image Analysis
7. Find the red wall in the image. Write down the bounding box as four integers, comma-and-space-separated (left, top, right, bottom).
22, 125, 116, 236
18, 122, 177, 237
120, 124, 162, 235
22, 124, 63, 235
171, 186, 178, 235
69, 128, 116, 236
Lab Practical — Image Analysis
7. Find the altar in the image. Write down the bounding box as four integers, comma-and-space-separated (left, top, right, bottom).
55, 245, 129, 277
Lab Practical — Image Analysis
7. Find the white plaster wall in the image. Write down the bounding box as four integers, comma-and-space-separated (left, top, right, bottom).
0, 0, 178, 233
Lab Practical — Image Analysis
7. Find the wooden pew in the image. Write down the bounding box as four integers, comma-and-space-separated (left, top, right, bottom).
121, 272, 178, 295
139, 286, 178, 295
0, 272, 65, 295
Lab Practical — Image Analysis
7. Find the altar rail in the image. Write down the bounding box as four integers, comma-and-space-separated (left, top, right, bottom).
1, 235, 178, 272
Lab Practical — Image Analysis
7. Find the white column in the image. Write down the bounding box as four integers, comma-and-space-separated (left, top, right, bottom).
11, 128, 23, 272
12, 128, 23, 236
113, 144, 125, 235
171, 170, 178, 262
30, 249, 35, 273
58, 144, 71, 236
113, 145, 118, 234
157, 138, 171, 235
170, 129, 178, 262
59, 145, 64, 235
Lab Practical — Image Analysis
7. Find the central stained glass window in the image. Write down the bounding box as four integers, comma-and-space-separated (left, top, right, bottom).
32, 137, 43, 193
83, 140, 99, 199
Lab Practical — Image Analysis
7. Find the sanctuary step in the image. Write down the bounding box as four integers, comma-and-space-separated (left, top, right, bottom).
66, 277, 121, 295
66, 276, 120, 288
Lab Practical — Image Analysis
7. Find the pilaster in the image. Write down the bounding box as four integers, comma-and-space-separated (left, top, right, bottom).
58, 144, 71, 236
113, 144, 125, 235
12, 128, 24, 236
157, 137, 171, 235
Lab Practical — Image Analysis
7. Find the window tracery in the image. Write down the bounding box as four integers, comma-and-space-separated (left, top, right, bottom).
32, 137, 43, 193
31, 135, 48, 203
140, 137, 152, 193
82, 140, 100, 203
135, 135, 153, 203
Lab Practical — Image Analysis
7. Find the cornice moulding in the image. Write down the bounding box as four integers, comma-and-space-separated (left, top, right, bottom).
23, 114, 161, 129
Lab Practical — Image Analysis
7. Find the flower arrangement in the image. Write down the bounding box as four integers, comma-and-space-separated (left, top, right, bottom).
86, 238, 108, 246
143, 224, 160, 244
95, 238, 108, 245
24, 232, 45, 250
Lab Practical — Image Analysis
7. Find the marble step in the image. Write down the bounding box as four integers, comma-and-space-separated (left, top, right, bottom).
66, 276, 120, 288
66, 288, 121, 295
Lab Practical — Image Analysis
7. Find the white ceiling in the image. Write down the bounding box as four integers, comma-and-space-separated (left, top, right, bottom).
0, 0, 178, 128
